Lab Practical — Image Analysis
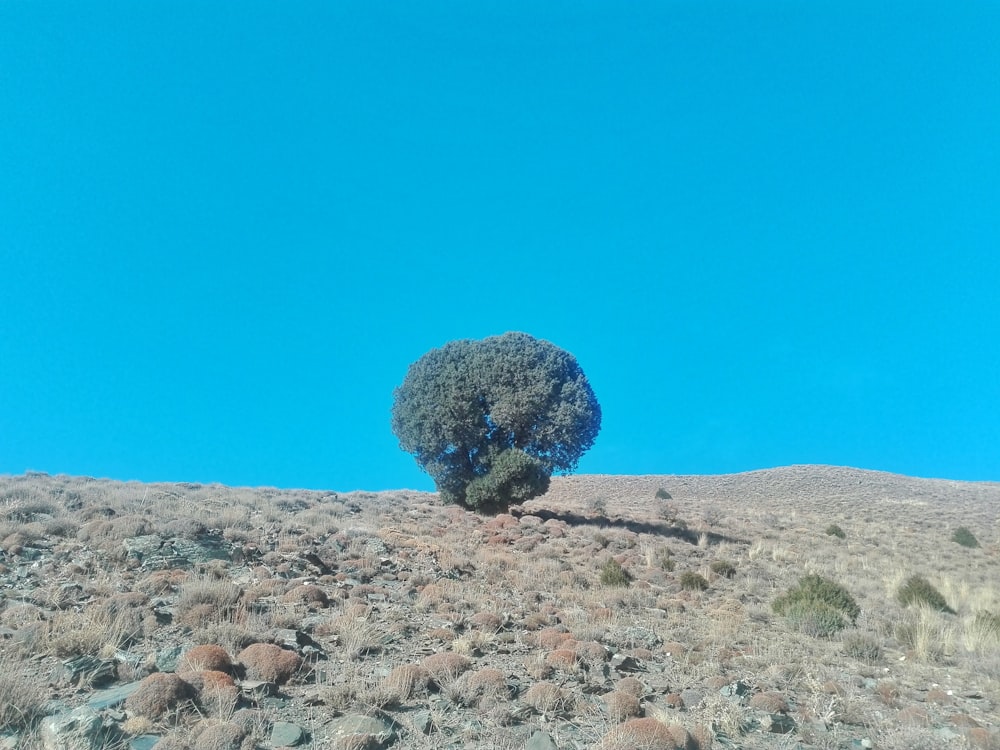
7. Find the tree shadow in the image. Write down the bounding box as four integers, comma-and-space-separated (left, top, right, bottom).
510, 506, 747, 546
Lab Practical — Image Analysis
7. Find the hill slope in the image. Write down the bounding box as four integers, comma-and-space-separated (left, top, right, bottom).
1, 466, 998, 749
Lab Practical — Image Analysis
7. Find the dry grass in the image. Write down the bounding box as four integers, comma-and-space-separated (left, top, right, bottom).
0, 467, 998, 748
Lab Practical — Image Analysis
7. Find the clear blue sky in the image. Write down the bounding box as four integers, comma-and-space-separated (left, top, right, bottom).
2, 1, 998, 490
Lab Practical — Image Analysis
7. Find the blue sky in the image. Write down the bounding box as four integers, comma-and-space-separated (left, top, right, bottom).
2, 1, 998, 490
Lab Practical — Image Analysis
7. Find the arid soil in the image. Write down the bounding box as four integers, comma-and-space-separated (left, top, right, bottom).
1, 465, 998, 749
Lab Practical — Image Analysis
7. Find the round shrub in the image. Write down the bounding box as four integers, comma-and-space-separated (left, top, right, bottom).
825, 524, 846, 539
600, 558, 633, 587
178, 645, 234, 674
710, 560, 737, 578
951, 526, 980, 548
773, 574, 859, 636
126, 673, 196, 719
679, 572, 709, 591
896, 575, 956, 614
237, 643, 302, 685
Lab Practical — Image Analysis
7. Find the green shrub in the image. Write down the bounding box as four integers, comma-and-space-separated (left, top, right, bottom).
655, 488, 672, 500
656, 548, 675, 572
773, 575, 859, 637
842, 631, 882, 662
710, 560, 736, 578
951, 526, 980, 548
600, 558, 632, 587
825, 524, 846, 539
897, 575, 955, 614
679, 572, 709, 591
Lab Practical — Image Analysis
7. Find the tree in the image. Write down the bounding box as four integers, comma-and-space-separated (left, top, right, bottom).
391, 332, 601, 513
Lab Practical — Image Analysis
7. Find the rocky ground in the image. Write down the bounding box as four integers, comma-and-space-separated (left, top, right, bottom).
0, 466, 998, 749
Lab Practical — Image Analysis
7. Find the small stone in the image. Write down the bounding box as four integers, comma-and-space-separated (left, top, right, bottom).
720, 680, 752, 702
270, 721, 305, 747
329, 714, 397, 748
679, 689, 703, 708
129, 736, 160, 750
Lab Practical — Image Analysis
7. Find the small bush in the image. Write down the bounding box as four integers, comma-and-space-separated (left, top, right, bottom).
897, 575, 956, 614
773, 574, 859, 636
654, 488, 671, 500
679, 572, 709, 591
237, 643, 302, 685
825, 524, 846, 539
951, 526, 979, 548
600, 558, 633, 587
656, 548, 675, 572
126, 673, 196, 719
710, 560, 736, 578
842, 631, 882, 662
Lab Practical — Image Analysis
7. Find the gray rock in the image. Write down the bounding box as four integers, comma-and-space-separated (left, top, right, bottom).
128, 736, 160, 750
270, 721, 305, 747
760, 713, 796, 734
609, 654, 644, 673
87, 681, 142, 710
525, 731, 558, 750
156, 645, 184, 672
679, 689, 704, 709
52, 655, 117, 687
720, 680, 752, 702
329, 714, 396, 748
40, 706, 106, 750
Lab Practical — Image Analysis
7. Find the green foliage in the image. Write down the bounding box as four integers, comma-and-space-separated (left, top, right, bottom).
464, 448, 550, 514
600, 558, 632, 587
825, 524, 846, 539
951, 526, 980, 548
842, 631, 882, 662
679, 572, 709, 591
896, 575, 956, 614
391, 332, 601, 512
654, 487, 672, 500
656, 548, 675, 572
710, 560, 736, 578
773, 575, 860, 637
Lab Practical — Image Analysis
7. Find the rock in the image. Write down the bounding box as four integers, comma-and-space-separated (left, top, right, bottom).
40, 706, 107, 750
329, 714, 397, 748
128, 736, 160, 750
760, 713, 796, 734
679, 689, 703, 709
720, 680, 752, 702
609, 654, 645, 673
270, 721, 305, 747
156, 645, 184, 672
88, 681, 142, 710
525, 730, 558, 750
52, 655, 117, 687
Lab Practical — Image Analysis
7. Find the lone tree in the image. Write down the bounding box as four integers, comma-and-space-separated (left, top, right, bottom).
391, 332, 601, 513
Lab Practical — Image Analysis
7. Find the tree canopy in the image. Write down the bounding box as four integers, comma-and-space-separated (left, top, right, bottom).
391, 332, 601, 513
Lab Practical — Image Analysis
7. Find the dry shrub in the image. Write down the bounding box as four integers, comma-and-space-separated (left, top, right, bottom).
126, 673, 196, 719
280, 584, 330, 608
176, 579, 243, 628
180, 670, 239, 717
420, 652, 471, 687
524, 681, 572, 715
237, 643, 302, 685
452, 667, 511, 706
178, 645, 234, 674
190, 719, 252, 750
468, 611, 503, 632
536, 626, 572, 649
595, 717, 693, 749
748, 691, 789, 713
545, 648, 578, 671
616, 676, 646, 697
0, 649, 46, 731
604, 690, 643, 722
382, 664, 430, 701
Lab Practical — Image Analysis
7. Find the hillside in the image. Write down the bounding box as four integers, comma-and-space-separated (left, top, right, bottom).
0, 467, 998, 749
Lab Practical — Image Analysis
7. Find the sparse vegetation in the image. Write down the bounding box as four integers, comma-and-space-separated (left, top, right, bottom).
951, 526, 979, 548
897, 575, 956, 614
1, 467, 999, 749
